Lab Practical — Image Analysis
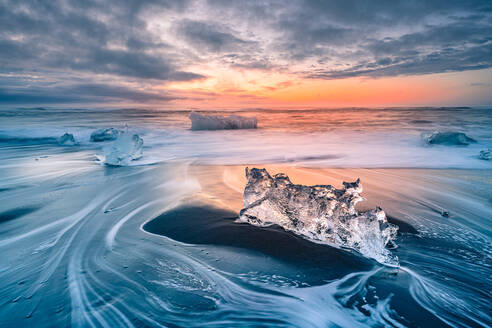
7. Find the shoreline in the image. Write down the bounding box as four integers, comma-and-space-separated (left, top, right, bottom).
0, 158, 490, 327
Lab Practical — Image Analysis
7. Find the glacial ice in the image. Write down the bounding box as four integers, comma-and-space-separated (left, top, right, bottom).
90, 128, 121, 142
423, 131, 476, 146
479, 149, 491, 160
189, 111, 257, 130
58, 133, 76, 145
238, 168, 399, 265
101, 131, 143, 166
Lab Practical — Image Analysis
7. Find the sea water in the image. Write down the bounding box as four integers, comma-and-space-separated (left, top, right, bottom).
0, 107, 490, 327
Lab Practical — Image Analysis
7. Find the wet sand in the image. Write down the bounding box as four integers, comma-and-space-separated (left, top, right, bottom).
187, 164, 491, 234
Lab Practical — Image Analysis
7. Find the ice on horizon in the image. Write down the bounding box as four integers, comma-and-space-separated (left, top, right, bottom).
189, 111, 257, 130
100, 131, 143, 166
423, 131, 477, 146
239, 168, 399, 265
90, 127, 121, 142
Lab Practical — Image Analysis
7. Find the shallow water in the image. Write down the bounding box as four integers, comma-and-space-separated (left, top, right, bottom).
0, 107, 491, 327
1, 107, 491, 168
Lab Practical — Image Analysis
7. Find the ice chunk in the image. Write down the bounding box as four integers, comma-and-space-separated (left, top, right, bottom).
479, 149, 491, 160
239, 168, 399, 265
422, 131, 476, 145
58, 133, 76, 145
189, 111, 257, 130
90, 128, 121, 142
100, 132, 143, 166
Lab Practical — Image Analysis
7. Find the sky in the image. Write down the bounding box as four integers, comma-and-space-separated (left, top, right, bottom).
1, 0, 492, 109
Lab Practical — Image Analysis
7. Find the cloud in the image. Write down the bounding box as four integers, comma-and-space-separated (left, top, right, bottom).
177, 19, 254, 53
308, 40, 492, 79
0, 0, 203, 82
0, 0, 491, 105
470, 82, 492, 87
0, 82, 177, 104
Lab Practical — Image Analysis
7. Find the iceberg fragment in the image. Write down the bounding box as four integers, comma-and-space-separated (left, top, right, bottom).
58, 133, 76, 145
189, 111, 257, 130
90, 128, 121, 142
479, 149, 491, 160
422, 131, 476, 146
239, 168, 399, 265
100, 131, 143, 166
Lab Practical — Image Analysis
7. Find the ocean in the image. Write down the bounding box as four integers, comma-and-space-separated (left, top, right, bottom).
0, 107, 491, 327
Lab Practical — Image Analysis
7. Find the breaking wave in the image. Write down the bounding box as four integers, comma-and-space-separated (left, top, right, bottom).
189, 111, 257, 130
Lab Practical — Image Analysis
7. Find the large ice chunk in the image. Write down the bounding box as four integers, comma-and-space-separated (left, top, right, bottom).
90, 128, 121, 142
422, 131, 476, 145
239, 168, 399, 265
100, 131, 143, 166
189, 111, 257, 130
58, 133, 76, 145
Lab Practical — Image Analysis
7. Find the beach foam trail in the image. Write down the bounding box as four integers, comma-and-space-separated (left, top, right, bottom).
0, 150, 490, 327
0, 107, 491, 327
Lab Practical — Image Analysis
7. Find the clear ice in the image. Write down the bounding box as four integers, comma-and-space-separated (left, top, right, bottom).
189, 111, 257, 130
239, 168, 399, 265
101, 131, 143, 166
422, 131, 476, 145
90, 128, 121, 142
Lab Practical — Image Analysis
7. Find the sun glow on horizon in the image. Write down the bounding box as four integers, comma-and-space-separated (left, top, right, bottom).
162, 67, 492, 109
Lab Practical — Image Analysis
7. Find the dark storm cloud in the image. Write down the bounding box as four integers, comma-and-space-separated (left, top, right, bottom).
0, 0, 203, 81
0, 82, 177, 104
308, 44, 492, 79
177, 20, 254, 53
48, 47, 203, 81
206, 0, 492, 78
308, 21, 492, 79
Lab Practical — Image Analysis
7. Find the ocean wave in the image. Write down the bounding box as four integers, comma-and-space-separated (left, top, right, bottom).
189, 111, 257, 130
1, 107, 491, 169
422, 131, 477, 146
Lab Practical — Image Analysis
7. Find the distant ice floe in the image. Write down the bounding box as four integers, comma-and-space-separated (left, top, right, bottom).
422, 131, 477, 146
189, 111, 257, 130
238, 168, 399, 265
100, 131, 144, 166
90, 128, 121, 142
479, 149, 491, 160
58, 133, 76, 145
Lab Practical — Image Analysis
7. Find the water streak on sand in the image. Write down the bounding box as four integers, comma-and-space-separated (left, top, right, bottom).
0, 107, 491, 327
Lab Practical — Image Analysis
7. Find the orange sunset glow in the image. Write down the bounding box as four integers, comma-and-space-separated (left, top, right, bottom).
164, 67, 492, 108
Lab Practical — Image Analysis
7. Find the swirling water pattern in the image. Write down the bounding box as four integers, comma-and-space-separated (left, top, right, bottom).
0, 153, 490, 327
0, 107, 491, 327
